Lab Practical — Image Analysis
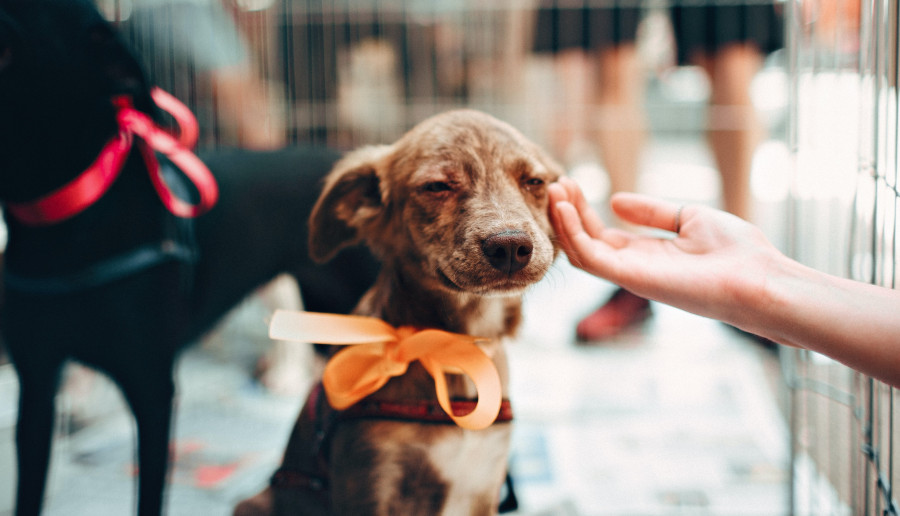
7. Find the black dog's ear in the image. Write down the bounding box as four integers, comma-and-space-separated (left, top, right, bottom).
309, 145, 393, 263
88, 21, 157, 115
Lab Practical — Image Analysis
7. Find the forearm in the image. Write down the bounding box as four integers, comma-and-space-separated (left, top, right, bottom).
747, 254, 900, 388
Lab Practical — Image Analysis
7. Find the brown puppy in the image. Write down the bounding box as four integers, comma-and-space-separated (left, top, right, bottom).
236, 109, 562, 515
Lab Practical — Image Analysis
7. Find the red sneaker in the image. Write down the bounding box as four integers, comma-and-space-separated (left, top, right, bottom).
576, 288, 651, 341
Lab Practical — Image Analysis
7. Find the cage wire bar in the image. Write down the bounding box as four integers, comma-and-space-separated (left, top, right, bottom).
786, 0, 900, 513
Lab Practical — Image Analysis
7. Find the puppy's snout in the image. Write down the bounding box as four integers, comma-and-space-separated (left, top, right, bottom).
482, 230, 533, 274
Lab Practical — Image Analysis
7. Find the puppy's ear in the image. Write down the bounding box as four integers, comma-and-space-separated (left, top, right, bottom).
309, 145, 392, 263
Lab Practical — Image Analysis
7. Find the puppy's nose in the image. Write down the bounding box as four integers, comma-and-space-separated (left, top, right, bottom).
482, 230, 533, 274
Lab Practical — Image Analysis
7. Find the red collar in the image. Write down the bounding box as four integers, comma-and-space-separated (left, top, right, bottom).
6, 87, 218, 226
338, 397, 514, 425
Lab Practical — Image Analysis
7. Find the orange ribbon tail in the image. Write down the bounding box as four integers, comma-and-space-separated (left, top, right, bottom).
269, 310, 503, 430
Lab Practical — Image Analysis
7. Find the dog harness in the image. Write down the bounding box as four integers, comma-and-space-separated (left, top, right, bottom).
269, 382, 517, 511
6, 87, 218, 225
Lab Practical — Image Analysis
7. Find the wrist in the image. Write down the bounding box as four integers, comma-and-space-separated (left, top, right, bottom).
726, 248, 798, 344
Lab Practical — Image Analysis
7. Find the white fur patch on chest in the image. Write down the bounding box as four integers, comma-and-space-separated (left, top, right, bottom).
428, 426, 512, 516
464, 296, 509, 337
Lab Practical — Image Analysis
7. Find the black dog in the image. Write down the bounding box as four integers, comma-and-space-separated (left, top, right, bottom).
0, 1, 377, 514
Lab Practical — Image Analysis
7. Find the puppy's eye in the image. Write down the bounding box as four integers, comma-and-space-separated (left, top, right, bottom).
422, 181, 453, 193
522, 177, 546, 191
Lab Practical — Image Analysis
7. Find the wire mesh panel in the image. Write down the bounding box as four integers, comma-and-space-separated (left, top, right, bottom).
98, 0, 791, 152
786, 0, 900, 513
99, 0, 538, 150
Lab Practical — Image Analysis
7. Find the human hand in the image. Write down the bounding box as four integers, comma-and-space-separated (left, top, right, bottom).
550, 178, 900, 388
548, 177, 783, 326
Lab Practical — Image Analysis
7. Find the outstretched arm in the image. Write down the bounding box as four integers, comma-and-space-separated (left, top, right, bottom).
548, 177, 900, 388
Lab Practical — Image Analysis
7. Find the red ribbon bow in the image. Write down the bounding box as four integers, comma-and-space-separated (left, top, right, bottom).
7, 87, 218, 226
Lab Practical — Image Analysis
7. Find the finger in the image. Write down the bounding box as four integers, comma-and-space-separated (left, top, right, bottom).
610, 192, 684, 233
549, 180, 591, 248
547, 181, 569, 206
547, 182, 570, 236
549, 199, 576, 255
553, 201, 612, 276
557, 176, 605, 239
600, 227, 636, 249
552, 201, 589, 255
552, 196, 635, 250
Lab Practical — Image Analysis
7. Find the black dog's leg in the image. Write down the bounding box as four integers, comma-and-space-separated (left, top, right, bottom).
118, 357, 176, 516
13, 353, 65, 516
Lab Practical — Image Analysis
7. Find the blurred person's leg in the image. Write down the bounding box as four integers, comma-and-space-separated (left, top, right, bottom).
693, 44, 763, 221
594, 44, 646, 196
671, 2, 783, 220
531, 2, 596, 164
554, 49, 594, 163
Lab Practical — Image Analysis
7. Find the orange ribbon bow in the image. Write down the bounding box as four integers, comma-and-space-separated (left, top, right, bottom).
268, 310, 503, 431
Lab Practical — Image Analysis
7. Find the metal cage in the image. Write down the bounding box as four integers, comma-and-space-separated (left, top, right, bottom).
786, 0, 900, 513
